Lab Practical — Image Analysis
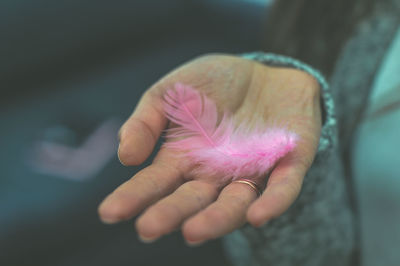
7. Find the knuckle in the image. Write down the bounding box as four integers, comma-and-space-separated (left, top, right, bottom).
143, 88, 160, 100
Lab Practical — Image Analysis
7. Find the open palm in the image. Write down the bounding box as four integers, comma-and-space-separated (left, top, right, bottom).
98, 54, 322, 244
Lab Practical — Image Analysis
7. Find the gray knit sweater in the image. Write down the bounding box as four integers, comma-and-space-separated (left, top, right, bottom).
223, 1, 400, 265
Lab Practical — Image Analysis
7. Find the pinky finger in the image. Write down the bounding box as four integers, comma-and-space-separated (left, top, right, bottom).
246, 157, 307, 227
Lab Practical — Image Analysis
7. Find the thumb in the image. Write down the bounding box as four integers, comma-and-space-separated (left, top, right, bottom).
118, 90, 167, 165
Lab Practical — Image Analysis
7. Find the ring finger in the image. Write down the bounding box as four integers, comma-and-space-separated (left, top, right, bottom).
182, 178, 262, 244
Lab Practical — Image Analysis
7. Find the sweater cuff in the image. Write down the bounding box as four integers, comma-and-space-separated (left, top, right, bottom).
240, 52, 337, 152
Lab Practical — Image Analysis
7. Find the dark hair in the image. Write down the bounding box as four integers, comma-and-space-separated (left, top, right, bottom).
263, 0, 377, 77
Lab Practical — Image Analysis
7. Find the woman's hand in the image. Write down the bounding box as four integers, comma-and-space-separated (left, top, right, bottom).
98, 54, 321, 244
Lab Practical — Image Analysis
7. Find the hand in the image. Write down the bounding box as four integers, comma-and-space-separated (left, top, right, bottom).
98, 54, 322, 244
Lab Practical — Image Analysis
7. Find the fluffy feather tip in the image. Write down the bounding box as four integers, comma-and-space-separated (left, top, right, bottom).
162, 83, 298, 182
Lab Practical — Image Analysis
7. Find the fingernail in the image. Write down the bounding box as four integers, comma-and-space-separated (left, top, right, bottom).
138, 234, 159, 244
100, 216, 119, 225
98, 196, 123, 224
98, 206, 120, 225
118, 130, 122, 142
185, 239, 205, 247
117, 144, 126, 166
118, 126, 124, 142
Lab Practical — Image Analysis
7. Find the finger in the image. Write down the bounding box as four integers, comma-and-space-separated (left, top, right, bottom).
246, 154, 308, 227
135, 180, 219, 242
182, 181, 258, 244
118, 89, 167, 166
98, 158, 184, 224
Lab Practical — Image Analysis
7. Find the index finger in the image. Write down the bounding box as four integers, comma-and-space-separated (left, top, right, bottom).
98, 148, 185, 224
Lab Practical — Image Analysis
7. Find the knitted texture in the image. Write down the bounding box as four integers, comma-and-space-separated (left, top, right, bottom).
222, 52, 352, 265
224, 3, 400, 263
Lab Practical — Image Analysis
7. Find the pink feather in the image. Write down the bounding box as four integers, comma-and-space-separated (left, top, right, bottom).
163, 83, 298, 183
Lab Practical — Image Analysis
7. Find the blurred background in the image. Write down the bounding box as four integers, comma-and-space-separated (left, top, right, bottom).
0, 0, 399, 266
0, 0, 267, 265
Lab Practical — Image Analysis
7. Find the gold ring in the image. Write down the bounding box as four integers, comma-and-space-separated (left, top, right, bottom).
232, 178, 262, 197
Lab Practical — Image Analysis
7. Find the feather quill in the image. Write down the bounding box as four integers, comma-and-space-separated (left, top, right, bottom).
163, 83, 298, 183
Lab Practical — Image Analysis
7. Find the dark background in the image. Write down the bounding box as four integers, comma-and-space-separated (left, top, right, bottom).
0, 1, 266, 265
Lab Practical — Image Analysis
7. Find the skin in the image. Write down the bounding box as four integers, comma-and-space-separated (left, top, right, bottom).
98, 54, 322, 245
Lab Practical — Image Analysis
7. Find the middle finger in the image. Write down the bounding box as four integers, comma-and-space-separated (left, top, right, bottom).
135, 180, 219, 241
182, 180, 260, 244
